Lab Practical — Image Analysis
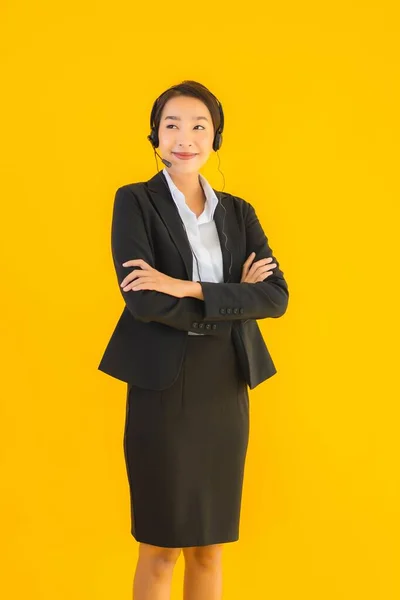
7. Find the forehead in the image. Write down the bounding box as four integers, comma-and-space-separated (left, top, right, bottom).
160, 96, 211, 122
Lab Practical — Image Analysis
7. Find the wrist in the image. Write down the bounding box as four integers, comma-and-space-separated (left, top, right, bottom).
181, 280, 203, 300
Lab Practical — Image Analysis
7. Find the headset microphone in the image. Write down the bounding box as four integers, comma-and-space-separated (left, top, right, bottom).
154, 150, 172, 168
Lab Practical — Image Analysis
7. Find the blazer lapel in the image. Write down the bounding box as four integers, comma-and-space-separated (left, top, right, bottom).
146, 170, 233, 283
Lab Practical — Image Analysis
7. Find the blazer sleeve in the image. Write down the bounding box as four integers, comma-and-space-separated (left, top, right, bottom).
110, 185, 230, 336
198, 199, 289, 320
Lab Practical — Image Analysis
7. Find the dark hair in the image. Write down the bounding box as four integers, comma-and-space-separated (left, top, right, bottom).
150, 80, 223, 140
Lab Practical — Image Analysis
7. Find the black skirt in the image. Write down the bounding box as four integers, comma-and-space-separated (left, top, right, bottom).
123, 333, 249, 548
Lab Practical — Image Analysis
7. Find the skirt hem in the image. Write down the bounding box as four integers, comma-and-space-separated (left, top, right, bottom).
131, 532, 240, 548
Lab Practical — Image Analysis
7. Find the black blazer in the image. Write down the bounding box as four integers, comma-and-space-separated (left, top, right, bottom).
98, 169, 289, 390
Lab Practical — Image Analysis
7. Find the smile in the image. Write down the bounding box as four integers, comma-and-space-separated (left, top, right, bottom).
173, 153, 198, 160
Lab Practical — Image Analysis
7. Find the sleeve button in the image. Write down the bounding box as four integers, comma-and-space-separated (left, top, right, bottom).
205, 323, 211, 329
239, 308, 244, 314
212, 324, 217, 329
226, 308, 232, 314
192, 322, 198, 328
199, 322, 205, 328
220, 308, 226, 314
233, 307, 239, 314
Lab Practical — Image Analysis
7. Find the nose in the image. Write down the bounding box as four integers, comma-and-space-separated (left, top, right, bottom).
176, 130, 195, 148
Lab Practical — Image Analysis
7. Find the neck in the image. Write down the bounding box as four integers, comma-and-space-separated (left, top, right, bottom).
165, 168, 203, 198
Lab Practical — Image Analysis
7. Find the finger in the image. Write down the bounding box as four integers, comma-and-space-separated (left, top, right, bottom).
251, 267, 276, 283
121, 271, 152, 290
258, 263, 277, 275
253, 257, 274, 266
242, 252, 255, 271
256, 271, 274, 282
254, 262, 277, 274
120, 268, 141, 287
122, 259, 151, 269
123, 276, 153, 292
129, 276, 155, 291
247, 268, 274, 283
244, 252, 256, 265
250, 258, 277, 274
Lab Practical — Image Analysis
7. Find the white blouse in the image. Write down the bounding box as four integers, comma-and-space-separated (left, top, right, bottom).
162, 167, 224, 336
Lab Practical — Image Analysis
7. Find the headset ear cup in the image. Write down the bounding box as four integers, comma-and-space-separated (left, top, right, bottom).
213, 131, 222, 151
148, 128, 159, 148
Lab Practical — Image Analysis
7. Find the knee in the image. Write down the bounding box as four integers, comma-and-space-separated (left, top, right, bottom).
139, 543, 181, 576
183, 544, 224, 569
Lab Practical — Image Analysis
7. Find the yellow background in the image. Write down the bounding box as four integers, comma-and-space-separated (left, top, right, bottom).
1, 1, 399, 598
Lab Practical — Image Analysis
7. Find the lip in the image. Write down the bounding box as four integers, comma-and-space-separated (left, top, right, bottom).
173, 152, 198, 160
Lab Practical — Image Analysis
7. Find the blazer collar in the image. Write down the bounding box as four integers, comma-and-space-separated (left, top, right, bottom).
145, 169, 232, 283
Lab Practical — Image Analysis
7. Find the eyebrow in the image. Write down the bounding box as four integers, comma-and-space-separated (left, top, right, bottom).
163, 115, 210, 122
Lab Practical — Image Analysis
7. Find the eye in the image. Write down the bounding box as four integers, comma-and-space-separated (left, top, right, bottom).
166, 124, 205, 130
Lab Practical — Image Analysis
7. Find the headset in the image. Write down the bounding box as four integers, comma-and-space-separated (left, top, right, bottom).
146, 88, 232, 283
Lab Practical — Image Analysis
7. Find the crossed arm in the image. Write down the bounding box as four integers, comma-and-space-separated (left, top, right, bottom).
111, 186, 289, 334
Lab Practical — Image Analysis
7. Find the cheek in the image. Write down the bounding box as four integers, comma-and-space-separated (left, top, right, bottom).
198, 132, 214, 147
158, 129, 174, 145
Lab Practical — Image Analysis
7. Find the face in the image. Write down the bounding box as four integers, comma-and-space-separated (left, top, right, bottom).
157, 95, 215, 174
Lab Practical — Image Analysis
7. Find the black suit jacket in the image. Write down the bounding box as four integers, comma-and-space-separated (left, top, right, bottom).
98, 169, 289, 390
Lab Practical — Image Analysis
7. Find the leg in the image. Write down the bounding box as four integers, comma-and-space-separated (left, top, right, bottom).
133, 542, 181, 600
182, 544, 224, 600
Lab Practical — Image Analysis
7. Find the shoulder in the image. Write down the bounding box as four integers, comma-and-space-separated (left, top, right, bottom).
112, 182, 146, 208
115, 182, 144, 195
216, 190, 253, 219
111, 183, 146, 218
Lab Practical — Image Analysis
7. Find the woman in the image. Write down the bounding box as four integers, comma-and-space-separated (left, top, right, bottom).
98, 80, 289, 600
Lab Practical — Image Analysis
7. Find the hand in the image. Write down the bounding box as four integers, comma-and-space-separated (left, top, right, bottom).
120, 259, 186, 298
241, 252, 277, 283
